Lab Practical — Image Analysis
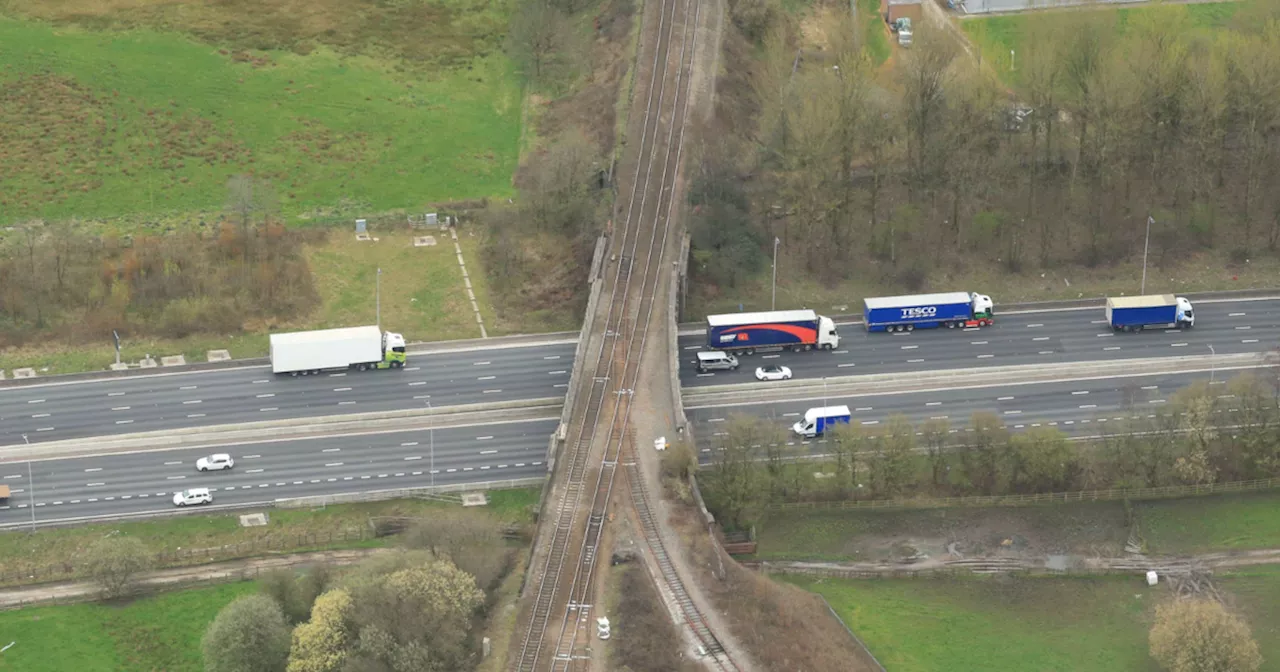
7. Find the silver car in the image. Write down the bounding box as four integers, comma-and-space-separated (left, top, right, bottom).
755, 365, 793, 381
196, 454, 235, 472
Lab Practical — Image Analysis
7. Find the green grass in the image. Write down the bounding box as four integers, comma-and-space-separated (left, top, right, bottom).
787, 574, 1157, 671
0, 16, 521, 226
0, 489, 539, 586
0, 581, 256, 672
860, 0, 892, 66
1219, 564, 1280, 665
1138, 491, 1280, 555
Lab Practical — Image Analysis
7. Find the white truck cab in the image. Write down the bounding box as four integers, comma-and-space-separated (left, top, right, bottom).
817, 315, 840, 349
971, 292, 994, 317
1176, 296, 1195, 328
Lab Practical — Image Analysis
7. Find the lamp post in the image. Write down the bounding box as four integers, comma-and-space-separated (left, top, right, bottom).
771, 237, 780, 311
1141, 215, 1153, 295
375, 267, 382, 329
425, 398, 434, 488
22, 435, 33, 533
1209, 344, 1216, 385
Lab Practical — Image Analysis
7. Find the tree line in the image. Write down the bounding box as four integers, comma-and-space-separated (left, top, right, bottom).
0, 175, 318, 347
701, 371, 1280, 531
693, 1, 1280, 291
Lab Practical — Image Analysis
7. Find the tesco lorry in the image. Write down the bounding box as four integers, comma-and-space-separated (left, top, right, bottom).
863, 291, 994, 332
269, 325, 407, 376
705, 309, 840, 355
1106, 295, 1195, 332
792, 405, 852, 438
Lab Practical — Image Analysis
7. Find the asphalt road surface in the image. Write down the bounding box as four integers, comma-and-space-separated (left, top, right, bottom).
0, 419, 558, 527
686, 370, 1234, 460
679, 298, 1280, 386
0, 343, 575, 446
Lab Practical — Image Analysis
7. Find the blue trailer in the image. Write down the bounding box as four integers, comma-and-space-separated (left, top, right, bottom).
863, 292, 994, 333
792, 405, 852, 438
705, 310, 840, 355
1106, 295, 1195, 332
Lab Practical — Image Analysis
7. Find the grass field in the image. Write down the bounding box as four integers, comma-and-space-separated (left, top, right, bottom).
1138, 491, 1280, 555
0, 581, 256, 672
789, 574, 1158, 671
0, 489, 539, 586
0, 13, 520, 227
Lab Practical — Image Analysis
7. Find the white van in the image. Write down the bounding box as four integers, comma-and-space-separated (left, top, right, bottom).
695, 351, 739, 373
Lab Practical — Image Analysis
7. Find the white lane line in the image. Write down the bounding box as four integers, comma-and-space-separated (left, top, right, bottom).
1039, 351, 1054, 355
2, 475, 20, 479
1004, 410, 1022, 415
554, 384, 569, 388
478, 375, 496, 381
762, 354, 780, 359
482, 389, 503, 394
971, 341, 988, 345
246, 469, 264, 474
1229, 312, 1246, 317
31, 413, 50, 418
783, 413, 800, 417
1171, 343, 1188, 347
338, 401, 356, 405
1244, 339, 1259, 344
473, 361, 490, 366
834, 350, 849, 354
110, 406, 131, 411
548, 370, 567, 375
401, 442, 419, 447
84, 468, 102, 473
997, 396, 1014, 401
86, 482, 105, 487
166, 475, 185, 480
1026, 324, 1043, 328
1104, 346, 1121, 351
179, 385, 197, 390
476, 436, 495, 441
1033, 337, 1050, 341
409, 381, 426, 386
862, 420, 879, 426
404, 367, 421, 371
164, 461, 182, 465
188, 413, 206, 418
1080, 404, 1097, 409
696, 373, 714, 377
329, 373, 346, 378
1091, 320, 1107, 324
260, 407, 278, 412
926, 402, 942, 406
405, 456, 422, 461
27, 399, 44, 404
116, 419, 133, 425
1150, 399, 1167, 404
977, 354, 994, 359
325, 462, 344, 467
543, 355, 561, 360
253, 380, 269, 384
108, 392, 126, 397
683, 345, 701, 350
707, 418, 725, 423
902, 345, 918, 350
243, 455, 261, 459
1141, 386, 1158, 390
908, 358, 925, 363
855, 407, 873, 412
256, 393, 275, 398
322, 448, 341, 453
447, 468, 457, 473
334, 387, 352, 392
183, 400, 202, 404
1073, 391, 1089, 395
1097, 333, 1112, 337
480, 450, 498, 455
1236, 326, 1252, 330
838, 363, 858, 367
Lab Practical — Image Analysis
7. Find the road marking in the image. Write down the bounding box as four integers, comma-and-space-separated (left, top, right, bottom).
1097, 333, 1112, 338
246, 469, 264, 474
1004, 410, 1022, 415
707, 418, 725, 423
1091, 319, 1106, 324
544, 355, 561, 360
108, 392, 126, 397
84, 468, 102, 473
478, 375, 496, 381
907, 358, 925, 363
260, 407, 278, 412
861, 420, 879, 426
554, 383, 569, 388
1229, 312, 1246, 317
378, 473, 389, 477
447, 468, 457, 473
243, 455, 261, 459
696, 373, 715, 377
762, 354, 780, 359
548, 370, 567, 375
1141, 386, 1158, 390
926, 402, 942, 406
253, 380, 269, 384
1080, 404, 1097, 409
683, 345, 701, 350
1104, 346, 1121, 351
405, 367, 421, 371
480, 450, 498, 455
1039, 351, 1055, 355
1236, 325, 1252, 330
477, 436, 494, 440
86, 482, 105, 487
2, 475, 18, 480
1150, 399, 1167, 404
855, 407, 873, 412
27, 399, 44, 404
482, 389, 503, 394
839, 362, 857, 367
1171, 343, 1187, 347
405, 456, 422, 461
329, 373, 346, 377
401, 442, 419, 447
1244, 339, 1259, 343
997, 396, 1014, 401
902, 345, 918, 350
473, 361, 490, 366
166, 475, 185, 480
834, 350, 849, 354
116, 419, 133, 425
334, 387, 352, 392
783, 412, 800, 417
1033, 337, 1050, 341
977, 354, 994, 359
180, 385, 197, 390
931, 416, 949, 420
971, 341, 988, 345
1073, 391, 1089, 395
498, 465, 508, 469
322, 448, 341, 453
1026, 324, 1043, 328
325, 462, 344, 467
183, 400, 202, 404
339, 401, 356, 405
187, 413, 206, 418
410, 381, 426, 386
256, 393, 275, 398
31, 413, 50, 418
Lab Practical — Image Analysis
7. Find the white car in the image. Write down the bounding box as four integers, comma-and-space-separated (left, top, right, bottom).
196, 454, 234, 472
173, 488, 213, 507
755, 365, 793, 381
596, 616, 611, 640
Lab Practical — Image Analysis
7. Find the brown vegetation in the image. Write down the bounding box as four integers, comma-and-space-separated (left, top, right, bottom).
610, 563, 701, 672
693, 1, 1280, 297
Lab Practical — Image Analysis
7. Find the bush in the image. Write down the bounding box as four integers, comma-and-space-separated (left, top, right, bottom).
83, 535, 151, 599
203, 593, 292, 672
1149, 599, 1262, 672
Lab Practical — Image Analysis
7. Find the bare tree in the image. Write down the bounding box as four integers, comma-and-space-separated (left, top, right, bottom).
83, 535, 152, 599
1149, 599, 1262, 672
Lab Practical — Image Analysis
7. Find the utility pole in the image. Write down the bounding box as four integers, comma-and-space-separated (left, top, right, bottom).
23, 435, 34, 533
1209, 344, 1216, 385
1141, 215, 1153, 295
426, 398, 434, 488
375, 267, 382, 328
112, 330, 121, 366
771, 237, 780, 311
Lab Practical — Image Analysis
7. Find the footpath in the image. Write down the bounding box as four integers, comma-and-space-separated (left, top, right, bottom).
0, 548, 382, 609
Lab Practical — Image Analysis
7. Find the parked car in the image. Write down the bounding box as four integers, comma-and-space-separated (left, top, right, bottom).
196, 454, 235, 472
755, 365, 793, 381
173, 488, 213, 507
596, 617, 611, 641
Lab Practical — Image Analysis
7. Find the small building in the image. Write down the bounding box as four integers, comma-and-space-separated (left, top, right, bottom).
886, 0, 923, 24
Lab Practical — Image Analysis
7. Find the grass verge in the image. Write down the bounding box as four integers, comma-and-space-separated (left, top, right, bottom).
0, 489, 539, 587
0, 581, 257, 672
1138, 491, 1280, 555
0, 15, 520, 226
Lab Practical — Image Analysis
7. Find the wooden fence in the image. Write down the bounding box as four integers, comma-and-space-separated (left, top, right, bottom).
767, 477, 1280, 512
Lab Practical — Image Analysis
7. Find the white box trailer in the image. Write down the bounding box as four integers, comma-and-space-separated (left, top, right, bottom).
269, 326, 406, 375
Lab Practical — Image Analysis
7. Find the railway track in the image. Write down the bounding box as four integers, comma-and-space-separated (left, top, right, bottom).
509, 0, 730, 667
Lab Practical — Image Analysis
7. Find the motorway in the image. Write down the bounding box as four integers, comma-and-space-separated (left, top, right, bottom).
685, 370, 1237, 458
678, 298, 1280, 386
0, 419, 557, 527
0, 342, 576, 446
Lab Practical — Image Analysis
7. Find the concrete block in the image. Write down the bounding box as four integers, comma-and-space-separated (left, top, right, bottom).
12, 368, 36, 379
160, 355, 186, 367
461, 493, 488, 507
139, 358, 158, 369
414, 236, 437, 247
239, 513, 269, 527
109, 363, 129, 371
207, 349, 231, 362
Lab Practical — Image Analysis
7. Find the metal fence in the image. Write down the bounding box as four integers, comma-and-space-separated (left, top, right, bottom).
273, 477, 543, 508
767, 477, 1280, 511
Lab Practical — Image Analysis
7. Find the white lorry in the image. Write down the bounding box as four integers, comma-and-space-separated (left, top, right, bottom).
269, 325, 407, 376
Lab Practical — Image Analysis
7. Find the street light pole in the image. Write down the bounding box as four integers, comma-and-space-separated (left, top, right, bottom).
1209, 344, 1216, 385
1141, 215, 1153, 295
426, 398, 434, 488
771, 237, 780, 311
22, 434, 34, 533
376, 267, 382, 329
